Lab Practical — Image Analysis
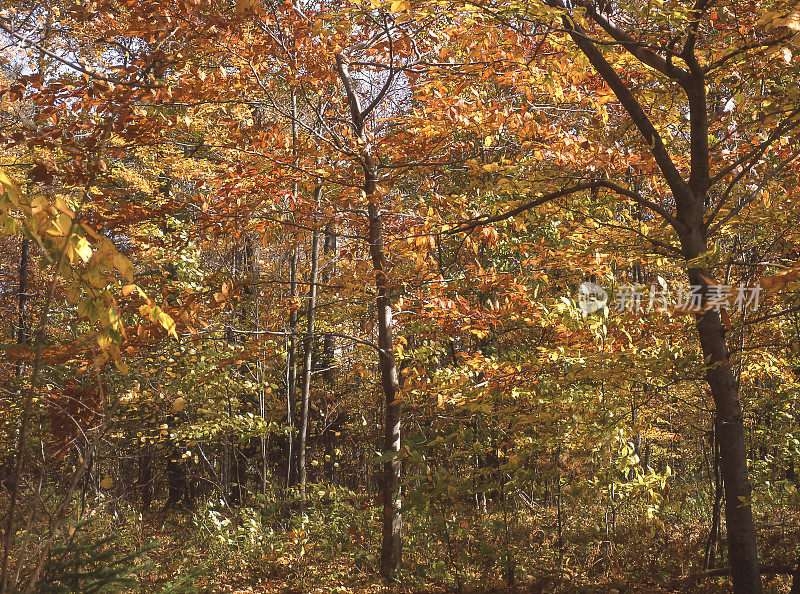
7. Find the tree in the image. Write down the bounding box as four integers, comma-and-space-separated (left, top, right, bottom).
464, 0, 800, 590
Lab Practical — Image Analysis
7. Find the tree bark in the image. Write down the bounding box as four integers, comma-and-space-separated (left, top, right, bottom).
790, 554, 800, 594
15, 238, 29, 379
691, 277, 761, 592
321, 222, 338, 484
555, 9, 763, 591
164, 455, 188, 510
286, 246, 298, 488
322, 221, 337, 388
334, 51, 403, 582
367, 179, 402, 583
139, 448, 153, 514
298, 204, 321, 494
704, 424, 723, 569
286, 87, 300, 489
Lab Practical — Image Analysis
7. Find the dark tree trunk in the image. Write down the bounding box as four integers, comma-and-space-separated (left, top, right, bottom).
368, 194, 402, 583
139, 449, 153, 514
322, 221, 337, 387
165, 456, 187, 510
790, 554, 800, 594
164, 411, 192, 510
693, 291, 760, 591
230, 446, 247, 505
557, 9, 763, 591
334, 52, 403, 582
286, 246, 298, 487
298, 212, 321, 494
705, 425, 723, 569
15, 238, 29, 378
681, 224, 760, 592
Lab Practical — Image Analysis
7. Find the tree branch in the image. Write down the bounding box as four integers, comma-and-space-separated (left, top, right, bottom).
442, 179, 682, 235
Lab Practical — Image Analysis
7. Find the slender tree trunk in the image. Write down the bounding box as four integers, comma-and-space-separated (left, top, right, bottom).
298, 208, 321, 494
790, 554, 800, 594
682, 224, 760, 592
366, 181, 402, 583
0, 239, 31, 592
629, 396, 639, 482
140, 448, 153, 514
286, 88, 300, 490
333, 50, 402, 581
322, 221, 337, 388
260, 380, 268, 495
556, 448, 564, 570
231, 446, 246, 505
15, 238, 29, 378
322, 222, 338, 484
286, 246, 298, 488
222, 436, 230, 502
705, 423, 723, 569
223, 247, 238, 505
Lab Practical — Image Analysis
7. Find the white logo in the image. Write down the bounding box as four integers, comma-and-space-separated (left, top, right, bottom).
577, 282, 608, 313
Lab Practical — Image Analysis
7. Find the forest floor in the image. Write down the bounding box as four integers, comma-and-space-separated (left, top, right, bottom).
125, 498, 798, 594
4, 488, 797, 593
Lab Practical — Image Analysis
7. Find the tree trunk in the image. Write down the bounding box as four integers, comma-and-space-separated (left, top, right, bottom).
367, 185, 402, 583
790, 554, 800, 594
139, 448, 153, 514
230, 446, 247, 505
286, 246, 298, 488
322, 221, 337, 387
298, 210, 321, 494
334, 51, 403, 582
322, 222, 338, 484
15, 238, 29, 379
286, 88, 300, 489
165, 456, 187, 510
680, 223, 760, 592
694, 287, 761, 592
557, 9, 763, 590
705, 423, 723, 569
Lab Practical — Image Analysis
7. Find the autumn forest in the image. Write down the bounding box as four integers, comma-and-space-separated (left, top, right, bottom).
1, 0, 800, 592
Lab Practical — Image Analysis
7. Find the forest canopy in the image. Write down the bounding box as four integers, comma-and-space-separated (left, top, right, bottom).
1, 0, 800, 592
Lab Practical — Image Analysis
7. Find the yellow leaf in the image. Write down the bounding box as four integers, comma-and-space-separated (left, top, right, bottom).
75, 236, 93, 262
774, 11, 800, 31
112, 253, 134, 282
55, 196, 76, 217
0, 169, 21, 206
154, 306, 178, 339
389, 0, 409, 12
54, 213, 72, 236
30, 195, 48, 214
